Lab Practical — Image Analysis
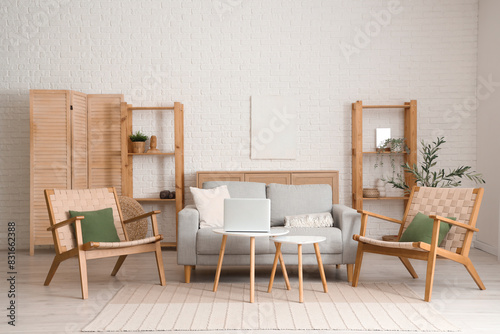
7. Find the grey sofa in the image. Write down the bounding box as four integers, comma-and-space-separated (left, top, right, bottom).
177, 181, 361, 283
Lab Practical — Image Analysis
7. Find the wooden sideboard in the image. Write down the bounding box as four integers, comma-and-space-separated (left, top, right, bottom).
196, 171, 339, 204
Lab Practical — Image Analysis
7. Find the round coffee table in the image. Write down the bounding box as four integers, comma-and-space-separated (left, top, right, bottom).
268, 235, 328, 303
212, 228, 289, 303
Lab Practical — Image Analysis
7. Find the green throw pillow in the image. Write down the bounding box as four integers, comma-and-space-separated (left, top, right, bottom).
399, 212, 455, 245
69, 208, 120, 244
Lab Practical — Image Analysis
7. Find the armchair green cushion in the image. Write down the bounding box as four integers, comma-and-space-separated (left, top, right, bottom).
399, 212, 455, 245
70, 208, 120, 244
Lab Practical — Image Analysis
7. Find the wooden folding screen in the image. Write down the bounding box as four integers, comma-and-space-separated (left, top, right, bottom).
30, 90, 124, 254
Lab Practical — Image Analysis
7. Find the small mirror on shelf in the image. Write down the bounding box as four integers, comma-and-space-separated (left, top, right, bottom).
376, 128, 391, 149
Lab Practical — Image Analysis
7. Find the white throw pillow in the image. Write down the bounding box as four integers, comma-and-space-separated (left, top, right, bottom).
190, 185, 230, 228
284, 212, 334, 228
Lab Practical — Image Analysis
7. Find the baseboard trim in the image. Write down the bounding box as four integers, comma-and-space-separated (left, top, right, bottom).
473, 240, 498, 256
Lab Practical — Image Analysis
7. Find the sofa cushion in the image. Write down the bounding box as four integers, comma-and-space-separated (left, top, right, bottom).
197, 227, 270, 255
285, 212, 334, 228
270, 227, 342, 254
190, 185, 230, 228
267, 183, 333, 226
203, 181, 267, 199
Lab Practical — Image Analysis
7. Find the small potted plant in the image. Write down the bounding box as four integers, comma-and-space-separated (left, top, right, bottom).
386, 138, 406, 153
129, 131, 148, 153
374, 137, 409, 173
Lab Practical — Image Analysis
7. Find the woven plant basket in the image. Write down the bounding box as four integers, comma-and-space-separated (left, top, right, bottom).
363, 188, 380, 198
118, 196, 148, 241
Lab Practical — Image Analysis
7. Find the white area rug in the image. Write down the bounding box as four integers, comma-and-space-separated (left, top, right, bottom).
83, 282, 459, 332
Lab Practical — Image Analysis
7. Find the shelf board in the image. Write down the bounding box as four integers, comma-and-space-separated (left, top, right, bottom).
362, 151, 407, 155
161, 242, 177, 248
134, 198, 176, 202
363, 197, 409, 200
128, 106, 174, 110
128, 152, 175, 156
362, 105, 410, 109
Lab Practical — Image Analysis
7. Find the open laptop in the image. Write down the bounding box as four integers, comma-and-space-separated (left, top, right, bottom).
223, 198, 271, 232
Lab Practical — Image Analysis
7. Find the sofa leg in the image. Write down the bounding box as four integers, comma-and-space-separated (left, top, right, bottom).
184, 265, 192, 283
347, 264, 354, 283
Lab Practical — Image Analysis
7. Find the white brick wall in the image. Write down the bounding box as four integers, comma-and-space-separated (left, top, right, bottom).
0, 0, 479, 248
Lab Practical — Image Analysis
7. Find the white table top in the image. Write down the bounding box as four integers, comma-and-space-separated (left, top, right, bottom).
271, 235, 326, 245
212, 228, 289, 238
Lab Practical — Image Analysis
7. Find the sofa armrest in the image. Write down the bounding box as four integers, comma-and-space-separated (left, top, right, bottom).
177, 205, 200, 266
332, 204, 361, 264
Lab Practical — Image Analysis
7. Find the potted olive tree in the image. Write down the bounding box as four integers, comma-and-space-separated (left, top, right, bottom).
129, 131, 149, 153
383, 137, 485, 193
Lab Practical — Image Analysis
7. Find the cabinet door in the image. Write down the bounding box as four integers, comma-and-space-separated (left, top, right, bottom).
30, 90, 72, 253
87, 94, 124, 194
291, 172, 339, 204
244, 173, 290, 185
197, 172, 244, 188
71, 91, 88, 189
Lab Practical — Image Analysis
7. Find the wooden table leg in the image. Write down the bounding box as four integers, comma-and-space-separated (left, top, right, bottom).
268, 242, 281, 293
314, 243, 328, 293
298, 244, 303, 303
213, 235, 228, 292
279, 251, 291, 290
250, 236, 255, 303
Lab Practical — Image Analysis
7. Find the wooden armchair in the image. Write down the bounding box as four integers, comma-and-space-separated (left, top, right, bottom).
43, 187, 166, 299
352, 186, 485, 302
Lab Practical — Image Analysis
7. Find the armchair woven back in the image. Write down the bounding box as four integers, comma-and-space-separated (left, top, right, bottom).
45, 187, 126, 253
402, 187, 481, 253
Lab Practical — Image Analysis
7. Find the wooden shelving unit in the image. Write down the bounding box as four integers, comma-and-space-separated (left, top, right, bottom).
121, 102, 184, 248
351, 100, 417, 210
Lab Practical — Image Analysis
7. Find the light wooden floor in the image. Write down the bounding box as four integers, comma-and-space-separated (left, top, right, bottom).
1, 248, 499, 334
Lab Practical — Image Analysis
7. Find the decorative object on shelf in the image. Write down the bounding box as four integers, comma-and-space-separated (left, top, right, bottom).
118, 196, 148, 240
376, 179, 386, 197
376, 128, 391, 149
384, 137, 485, 194
147, 135, 161, 153
159, 190, 175, 199
363, 188, 380, 198
383, 137, 408, 153
129, 130, 149, 153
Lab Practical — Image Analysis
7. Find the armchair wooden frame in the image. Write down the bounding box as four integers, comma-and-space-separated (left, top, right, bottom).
352, 186, 485, 302
43, 187, 166, 299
